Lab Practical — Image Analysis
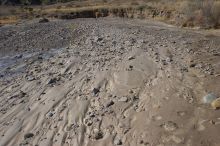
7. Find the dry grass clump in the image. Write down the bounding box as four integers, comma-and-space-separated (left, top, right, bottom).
181, 0, 220, 28
0, 16, 19, 26
0, 0, 220, 29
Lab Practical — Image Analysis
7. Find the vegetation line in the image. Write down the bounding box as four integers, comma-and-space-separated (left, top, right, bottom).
0, 0, 220, 29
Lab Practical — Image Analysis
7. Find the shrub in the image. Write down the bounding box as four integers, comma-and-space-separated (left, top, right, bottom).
131, 1, 139, 6
182, 0, 220, 28
137, 5, 147, 11
56, 6, 62, 9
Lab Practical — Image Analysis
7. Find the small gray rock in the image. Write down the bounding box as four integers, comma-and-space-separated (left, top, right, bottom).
128, 56, 135, 60
15, 54, 23, 59
48, 78, 57, 84
26, 76, 35, 81
162, 121, 178, 131
105, 100, 114, 107
177, 111, 186, 116
24, 133, 34, 139
47, 112, 54, 117
92, 88, 100, 95
94, 130, 103, 140
166, 57, 172, 63
94, 36, 103, 42
39, 18, 49, 23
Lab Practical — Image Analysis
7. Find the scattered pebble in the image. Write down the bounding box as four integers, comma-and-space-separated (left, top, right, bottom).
139, 140, 144, 144
161, 135, 184, 144
197, 120, 206, 131
171, 135, 184, 144
209, 120, 215, 125
8, 91, 26, 99
105, 100, 114, 107
129, 89, 134, 94
26, 76, 35, 81
161, 121, 178, 131
48, 78, 57, 84
15, 54, 23, 59
94, 36, 103, 42
86, 120, 93, 126
114, 137, 122, 145
128, 56, 135, 60
39, 18, 49, 23
47, 112, 54, 117
119, 97, 128, 102
92, 88, 100, 95
189, 63, 196, 68
152, 115, 162, 121
129, 65, 133, 69
24, 133, 34, 139
93, 129, 103, 140
37, 56, 43, 60
177, 111, 186, 116
166, 57, 172, 63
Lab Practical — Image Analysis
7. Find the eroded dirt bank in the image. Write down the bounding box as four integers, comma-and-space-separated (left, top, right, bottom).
0, 18, 220, 146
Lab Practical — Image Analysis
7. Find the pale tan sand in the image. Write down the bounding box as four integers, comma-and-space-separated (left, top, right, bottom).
0, 18, 220, 146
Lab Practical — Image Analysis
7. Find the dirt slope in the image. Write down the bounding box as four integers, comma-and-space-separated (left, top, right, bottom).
0, 18, 220, 146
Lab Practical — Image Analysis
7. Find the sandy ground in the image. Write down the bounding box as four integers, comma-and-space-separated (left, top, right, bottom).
0, 18, 220, 146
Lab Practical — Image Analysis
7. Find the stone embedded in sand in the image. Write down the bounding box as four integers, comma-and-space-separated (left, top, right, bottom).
162, 121, 178, 132
152, 115, 162, 121
93, 129, 103, 140
114, 137, 122, 145
203, 93, 218, 104
58, 62, 64, 65
189, 63, 196, 68
48, 78, 57, 84
211, 98, 220, 110
105, 100, 114, 107
89, 112, 95, 118
14, 54, 23, 59
47, 112, 54, 117
39, 18, 49, 23
8, 91, 26, 99
166, 57, 172, 63
128, 56, 135, 60
129, 89, 134, 94
86, 120, 93, 126
37, 56, 43, 60
177, 111, 186, 117
144, 142, 150, 146
94, 36, 103, 42
161, 135, 184, 144
139, 140, 150, 146
92, 88, 100, 95
119, 97, 128, 102
24, 133, 34, 139
129, 65, 133, 69
171, 135, 184, 144
26, 76, 35, 81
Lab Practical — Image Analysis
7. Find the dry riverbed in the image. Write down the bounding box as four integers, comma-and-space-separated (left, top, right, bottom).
0, 18, 220, 146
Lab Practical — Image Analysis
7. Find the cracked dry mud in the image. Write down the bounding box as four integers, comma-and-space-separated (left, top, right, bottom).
0, 18, 220, 146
